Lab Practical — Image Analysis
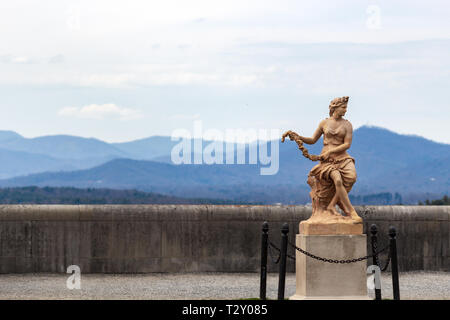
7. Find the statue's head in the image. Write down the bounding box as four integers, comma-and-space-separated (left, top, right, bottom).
329, 96, 349, 117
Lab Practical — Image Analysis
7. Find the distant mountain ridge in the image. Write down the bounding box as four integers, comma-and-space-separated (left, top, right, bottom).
111, 136, 178, 160
0, 131, 128, 159
0, 131, 131, 178
0, 130, 242, 178
0, 126, 448, 204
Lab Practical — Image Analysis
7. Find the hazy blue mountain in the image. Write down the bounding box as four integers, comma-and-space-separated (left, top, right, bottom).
0, 148, 77, 179
0, 126, 448, 204
0, 158, 259, 187
0, 147, 127, 179
0, 131, 132, 177
0, 131, 23, 142
350, 126, 450, 194
112, 136, 179, 160
0, 147, 121, 179
112, 136, 247, 160
0, 130, 247, 177
0, 158, 310, 204
0, 131, 129, 160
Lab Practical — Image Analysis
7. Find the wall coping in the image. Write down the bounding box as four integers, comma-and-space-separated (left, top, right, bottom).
0, 205, 447, 221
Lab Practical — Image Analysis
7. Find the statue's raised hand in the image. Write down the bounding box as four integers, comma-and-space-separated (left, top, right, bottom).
281, 130, 302, 143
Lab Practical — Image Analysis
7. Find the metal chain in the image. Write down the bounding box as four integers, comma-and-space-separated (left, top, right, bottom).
268, 241, 296, 261
372, 239, 380, 266
268, 242, 281, 264
380, 247, 391, 272
373, 239, 391, 271
289, 241, 389, 264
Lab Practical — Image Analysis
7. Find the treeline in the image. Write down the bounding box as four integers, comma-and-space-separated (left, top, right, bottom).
0, 186, 445, 206
418, 195, 449, 205
0, 186, 254, 205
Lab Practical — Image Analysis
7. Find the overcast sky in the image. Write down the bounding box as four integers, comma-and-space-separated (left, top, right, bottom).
0, 0, 449, 143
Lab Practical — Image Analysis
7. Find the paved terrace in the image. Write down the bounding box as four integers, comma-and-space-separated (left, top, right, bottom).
0, 272, 448, 300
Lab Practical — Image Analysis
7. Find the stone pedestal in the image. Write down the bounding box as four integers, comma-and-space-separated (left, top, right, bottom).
300, 221, 363, 235
290, 234, 369, 300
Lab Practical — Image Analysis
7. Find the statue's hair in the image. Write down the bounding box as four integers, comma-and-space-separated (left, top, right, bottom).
329, 96, 349, 116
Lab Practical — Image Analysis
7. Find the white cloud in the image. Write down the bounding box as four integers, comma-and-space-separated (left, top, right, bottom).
58, 104, 142, 120
48, 54, 64, 64
0, 55, 34, 64
11, 56, 31, 64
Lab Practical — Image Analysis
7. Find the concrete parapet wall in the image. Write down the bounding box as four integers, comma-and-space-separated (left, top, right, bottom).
0, 205, 448, 273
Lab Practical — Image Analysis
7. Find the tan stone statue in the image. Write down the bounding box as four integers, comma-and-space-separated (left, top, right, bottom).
282, 96, 363, 234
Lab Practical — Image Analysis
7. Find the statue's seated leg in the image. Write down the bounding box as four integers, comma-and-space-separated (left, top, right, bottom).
336, 200, 349, 217
329, 170, 362, 223
326, 194, 341, 216
327, 171, 343, 215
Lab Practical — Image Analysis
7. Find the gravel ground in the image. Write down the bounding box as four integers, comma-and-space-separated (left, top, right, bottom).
0, 272, 448, 300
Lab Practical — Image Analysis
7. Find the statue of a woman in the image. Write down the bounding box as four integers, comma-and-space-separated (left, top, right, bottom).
282, 96, 363, 225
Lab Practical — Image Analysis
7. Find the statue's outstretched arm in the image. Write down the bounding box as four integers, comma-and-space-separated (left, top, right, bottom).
281, 128, 321, 162
282, 120, 324, 145
303, 120, 325, 144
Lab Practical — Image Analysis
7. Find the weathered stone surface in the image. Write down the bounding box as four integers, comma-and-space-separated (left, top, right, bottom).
300, 220, 363, 235
290, 234, 369, 300
0, 205, 447, 273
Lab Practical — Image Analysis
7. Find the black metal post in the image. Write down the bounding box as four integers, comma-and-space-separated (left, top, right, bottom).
370, 224, 382, 300
389, 226, 400, 300
277, 223, 289, 300
260, 221, 269, 300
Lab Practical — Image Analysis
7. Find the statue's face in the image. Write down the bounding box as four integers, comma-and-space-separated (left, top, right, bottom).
335, 104, 347, 117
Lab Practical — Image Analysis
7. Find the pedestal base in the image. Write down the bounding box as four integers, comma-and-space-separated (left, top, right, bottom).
289, 234, 369, 300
